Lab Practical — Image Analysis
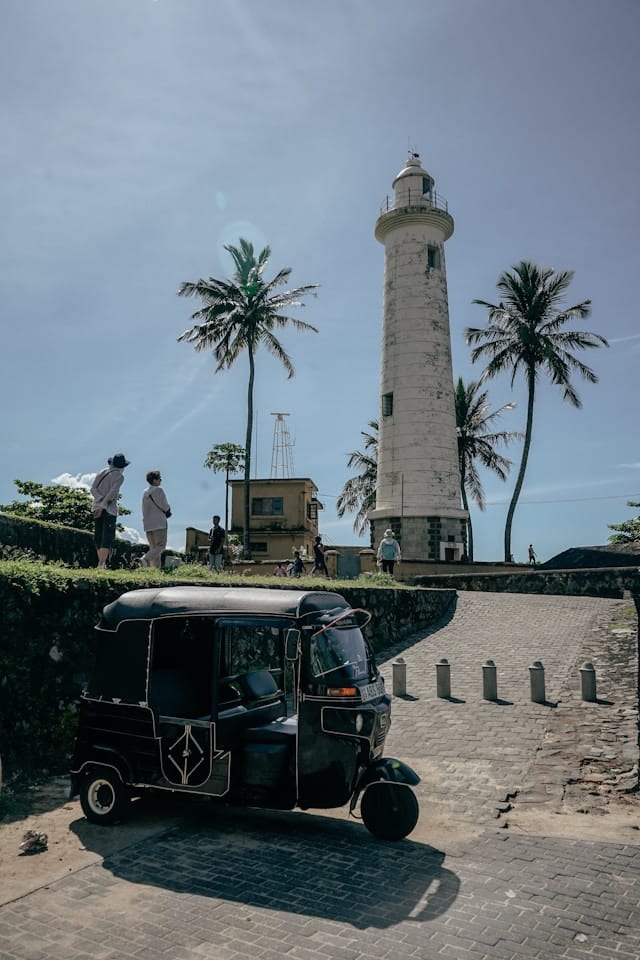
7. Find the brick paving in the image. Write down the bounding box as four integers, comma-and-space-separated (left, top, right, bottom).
379, 592, 638, 825
0, 591, 638, 960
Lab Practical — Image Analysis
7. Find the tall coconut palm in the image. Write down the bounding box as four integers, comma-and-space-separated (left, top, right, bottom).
467, 260, 608, 562
336, 420, 378, 542
178, 239, 318, 558
455, 377, 521, 562
203, 442, 246, 545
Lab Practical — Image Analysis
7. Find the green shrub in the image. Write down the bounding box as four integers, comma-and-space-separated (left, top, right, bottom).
0, 560, 455, 783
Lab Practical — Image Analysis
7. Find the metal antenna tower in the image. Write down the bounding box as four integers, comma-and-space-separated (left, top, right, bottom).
270, 412, 295, 478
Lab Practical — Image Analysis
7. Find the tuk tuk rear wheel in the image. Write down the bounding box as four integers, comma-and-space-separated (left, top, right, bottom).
80, 768, 130, 825
360, 782, 419, 841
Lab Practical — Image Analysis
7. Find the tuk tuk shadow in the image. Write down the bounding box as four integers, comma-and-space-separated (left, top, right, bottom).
72, 801, 460, 929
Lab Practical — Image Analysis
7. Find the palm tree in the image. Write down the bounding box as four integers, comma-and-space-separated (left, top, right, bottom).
455, 377, 521, 561
467, 260, 608, 562
203, 442, 245, 544
178, 239, 318, 558
336, 420, 378, 542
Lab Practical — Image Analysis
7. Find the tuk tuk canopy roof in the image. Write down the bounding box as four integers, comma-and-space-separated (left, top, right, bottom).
101, 586, 352, 629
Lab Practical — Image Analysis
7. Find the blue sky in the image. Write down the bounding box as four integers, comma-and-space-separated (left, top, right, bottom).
2, 0, 638, 562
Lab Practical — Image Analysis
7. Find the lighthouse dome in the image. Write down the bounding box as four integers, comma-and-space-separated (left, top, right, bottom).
392, 153, 434, 188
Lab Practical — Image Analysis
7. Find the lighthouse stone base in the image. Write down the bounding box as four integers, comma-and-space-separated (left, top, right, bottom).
371, 514, 467, 563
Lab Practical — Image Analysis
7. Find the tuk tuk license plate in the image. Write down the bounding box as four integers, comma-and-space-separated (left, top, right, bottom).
360, 680, 385, 702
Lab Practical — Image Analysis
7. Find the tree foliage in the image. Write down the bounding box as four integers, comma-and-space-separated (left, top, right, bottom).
203, 442, 246, 538
336, 420, 378, 541
467, 260, 607, 561
1, 480, 95, 531
608, 501, 640, 544
0, 479, 131, 533
178, 238, 318, 558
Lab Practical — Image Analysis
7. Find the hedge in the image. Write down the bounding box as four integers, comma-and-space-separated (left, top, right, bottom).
0, 561, 455, 782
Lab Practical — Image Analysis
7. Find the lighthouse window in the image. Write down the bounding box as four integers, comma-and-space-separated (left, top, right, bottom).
422, 177, 433, 196
382, 392, 394, 417
427, 246, 441, 269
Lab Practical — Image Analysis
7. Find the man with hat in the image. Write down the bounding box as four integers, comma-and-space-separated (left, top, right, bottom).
90, 453, 130, 569
376, 527, 401, 576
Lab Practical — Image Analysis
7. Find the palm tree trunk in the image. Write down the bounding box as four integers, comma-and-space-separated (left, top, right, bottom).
458, 458, 473, 561
461, 484, 473, 562
504, 370, 535, 562
243, 349, 255, 559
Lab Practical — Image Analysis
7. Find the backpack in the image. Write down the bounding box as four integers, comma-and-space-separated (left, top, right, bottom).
381, 540, 396, 560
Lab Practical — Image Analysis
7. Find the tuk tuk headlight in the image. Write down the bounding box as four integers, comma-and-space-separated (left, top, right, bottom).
355, 712, 364, 734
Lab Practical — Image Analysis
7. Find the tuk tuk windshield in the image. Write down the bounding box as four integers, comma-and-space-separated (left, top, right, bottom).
308, 626, 375, 682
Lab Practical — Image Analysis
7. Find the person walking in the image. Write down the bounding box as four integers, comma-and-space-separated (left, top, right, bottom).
289, 550, 306, 578
208, 515, 225, 571
310, 535, 330, 579
141, 470, 171, 569
528, 544, 537, 565
90, 452, 130, 569
377, 528, 401, 576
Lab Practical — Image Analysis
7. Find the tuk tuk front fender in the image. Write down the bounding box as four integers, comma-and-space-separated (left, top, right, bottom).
352, 756, 420, 804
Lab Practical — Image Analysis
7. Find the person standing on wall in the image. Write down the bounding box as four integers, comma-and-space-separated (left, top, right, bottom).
310, 535, 330, 579
208, 515, 225, 571
528, 544, 537, 565
141, 470, 171, 568
90, 453, 130, 569
377, 528, 401, 576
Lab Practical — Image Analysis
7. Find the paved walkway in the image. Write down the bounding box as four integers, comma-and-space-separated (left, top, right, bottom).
379, 592, 638, 831
0, 591, 638, 960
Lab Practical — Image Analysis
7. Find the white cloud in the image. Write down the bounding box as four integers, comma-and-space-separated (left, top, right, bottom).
119, 525, 146, 545
52, 472, 95, 490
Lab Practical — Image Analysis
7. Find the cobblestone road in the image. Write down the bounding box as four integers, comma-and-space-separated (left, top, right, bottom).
378, 592, 638, 831
0, 591, 638, 960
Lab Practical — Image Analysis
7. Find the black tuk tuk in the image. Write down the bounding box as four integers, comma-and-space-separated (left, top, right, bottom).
69, 586, 420, 841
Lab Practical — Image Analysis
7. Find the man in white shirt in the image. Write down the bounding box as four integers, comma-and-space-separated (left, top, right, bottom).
141, 470, 171, 568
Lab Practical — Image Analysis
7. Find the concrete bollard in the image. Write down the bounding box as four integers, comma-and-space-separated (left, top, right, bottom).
392, 658, 407, 697
529, 660, 546, 704
482, 659, 498, 701
580, 661, 597, 702
436, 658, 451, 699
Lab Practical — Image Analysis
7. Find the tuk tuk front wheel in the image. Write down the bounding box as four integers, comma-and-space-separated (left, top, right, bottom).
79, 768, 130, 825
360, 781, 419, 841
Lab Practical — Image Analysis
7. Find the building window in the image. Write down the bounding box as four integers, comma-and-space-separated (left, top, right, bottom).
427, 246, 440, 269
252, 497, 284, 517
382, 392, 393, 417
422, 176, 433, 196
307, 502, 318, 521
249, 542, 268, 553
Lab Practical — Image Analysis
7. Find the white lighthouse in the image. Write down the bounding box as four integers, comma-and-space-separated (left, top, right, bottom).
369, 152, 468, 562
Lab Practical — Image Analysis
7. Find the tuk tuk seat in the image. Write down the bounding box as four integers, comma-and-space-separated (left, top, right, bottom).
237, 669, 282, 705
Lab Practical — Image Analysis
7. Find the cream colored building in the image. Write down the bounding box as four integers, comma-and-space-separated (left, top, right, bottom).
229, 477, 323, 561
185, 478, 323, 565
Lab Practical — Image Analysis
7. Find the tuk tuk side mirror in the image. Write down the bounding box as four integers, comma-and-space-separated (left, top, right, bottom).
285, 629, 301, 661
